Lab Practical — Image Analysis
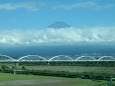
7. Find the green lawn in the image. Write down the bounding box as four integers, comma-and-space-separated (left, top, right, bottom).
0, 73, 114, 86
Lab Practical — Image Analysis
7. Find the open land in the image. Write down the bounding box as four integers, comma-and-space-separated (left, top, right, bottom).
0, 73, 110, 86
0, 63, 115, 86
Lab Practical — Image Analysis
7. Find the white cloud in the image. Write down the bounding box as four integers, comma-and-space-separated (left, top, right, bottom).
0, 2, 45, 12
95, 4, 115, 10
0, 26, 115, 45
53, 1, 115, 10
53, 1, 97, 10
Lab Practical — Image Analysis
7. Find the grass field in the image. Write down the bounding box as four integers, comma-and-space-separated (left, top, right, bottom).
0, 73, 113, 86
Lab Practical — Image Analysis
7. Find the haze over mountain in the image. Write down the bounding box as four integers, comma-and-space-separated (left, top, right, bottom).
48, 21, 71, 29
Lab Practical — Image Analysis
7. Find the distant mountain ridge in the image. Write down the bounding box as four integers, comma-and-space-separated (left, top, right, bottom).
48, 21, 71, 29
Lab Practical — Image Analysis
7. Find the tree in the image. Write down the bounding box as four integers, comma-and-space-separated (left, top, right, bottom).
21, 66, 26, 70
1, 65, 7, 70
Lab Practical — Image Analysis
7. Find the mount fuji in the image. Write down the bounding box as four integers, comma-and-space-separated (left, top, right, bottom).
48, 21, 71, 29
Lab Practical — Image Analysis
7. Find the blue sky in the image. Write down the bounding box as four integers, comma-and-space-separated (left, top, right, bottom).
0, 0, 115, 29
0, 0, 115, 45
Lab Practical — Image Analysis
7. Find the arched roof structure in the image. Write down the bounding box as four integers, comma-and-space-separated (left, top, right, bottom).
75, 56, 96, 61
0, 55, 15, 62
17, 55, 47, 62
98, 56, 115, 61
48, 55, 74, 61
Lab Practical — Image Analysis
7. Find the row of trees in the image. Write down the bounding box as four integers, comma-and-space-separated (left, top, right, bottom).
18, 61, 115, 66
1, 61, 115, 66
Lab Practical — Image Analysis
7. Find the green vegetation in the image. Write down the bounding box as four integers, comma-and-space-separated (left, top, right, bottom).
0, 64, 115, 86
17, 61, 115, 67
0, 73, 111, 86
0, 65, 115, 81
1, 61, 115, 67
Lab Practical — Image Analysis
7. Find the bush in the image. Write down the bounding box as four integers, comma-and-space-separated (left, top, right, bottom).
1, 65, 7, 70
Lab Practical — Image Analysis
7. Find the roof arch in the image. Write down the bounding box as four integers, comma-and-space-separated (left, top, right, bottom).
48, 55, 74, 61
75, 56, 96, 61
17, 55, 47, 62
0, 55, 15, 62
98, 56, 115, 61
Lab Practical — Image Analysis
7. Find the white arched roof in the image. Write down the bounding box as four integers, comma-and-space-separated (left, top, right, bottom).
0, 55, 15, 62
17, 55, 47, 62
75, 56, 96, 61
48, 55, 74, 61
98, 56, 115, 61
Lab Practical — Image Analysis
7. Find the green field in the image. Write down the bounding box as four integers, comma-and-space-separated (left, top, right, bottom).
0, 73, 114, 86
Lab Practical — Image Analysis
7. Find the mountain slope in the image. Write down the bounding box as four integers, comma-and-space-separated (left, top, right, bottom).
48, 21, 71, 29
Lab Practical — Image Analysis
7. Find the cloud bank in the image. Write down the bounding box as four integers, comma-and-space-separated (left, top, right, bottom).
0, 26, 115, 45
